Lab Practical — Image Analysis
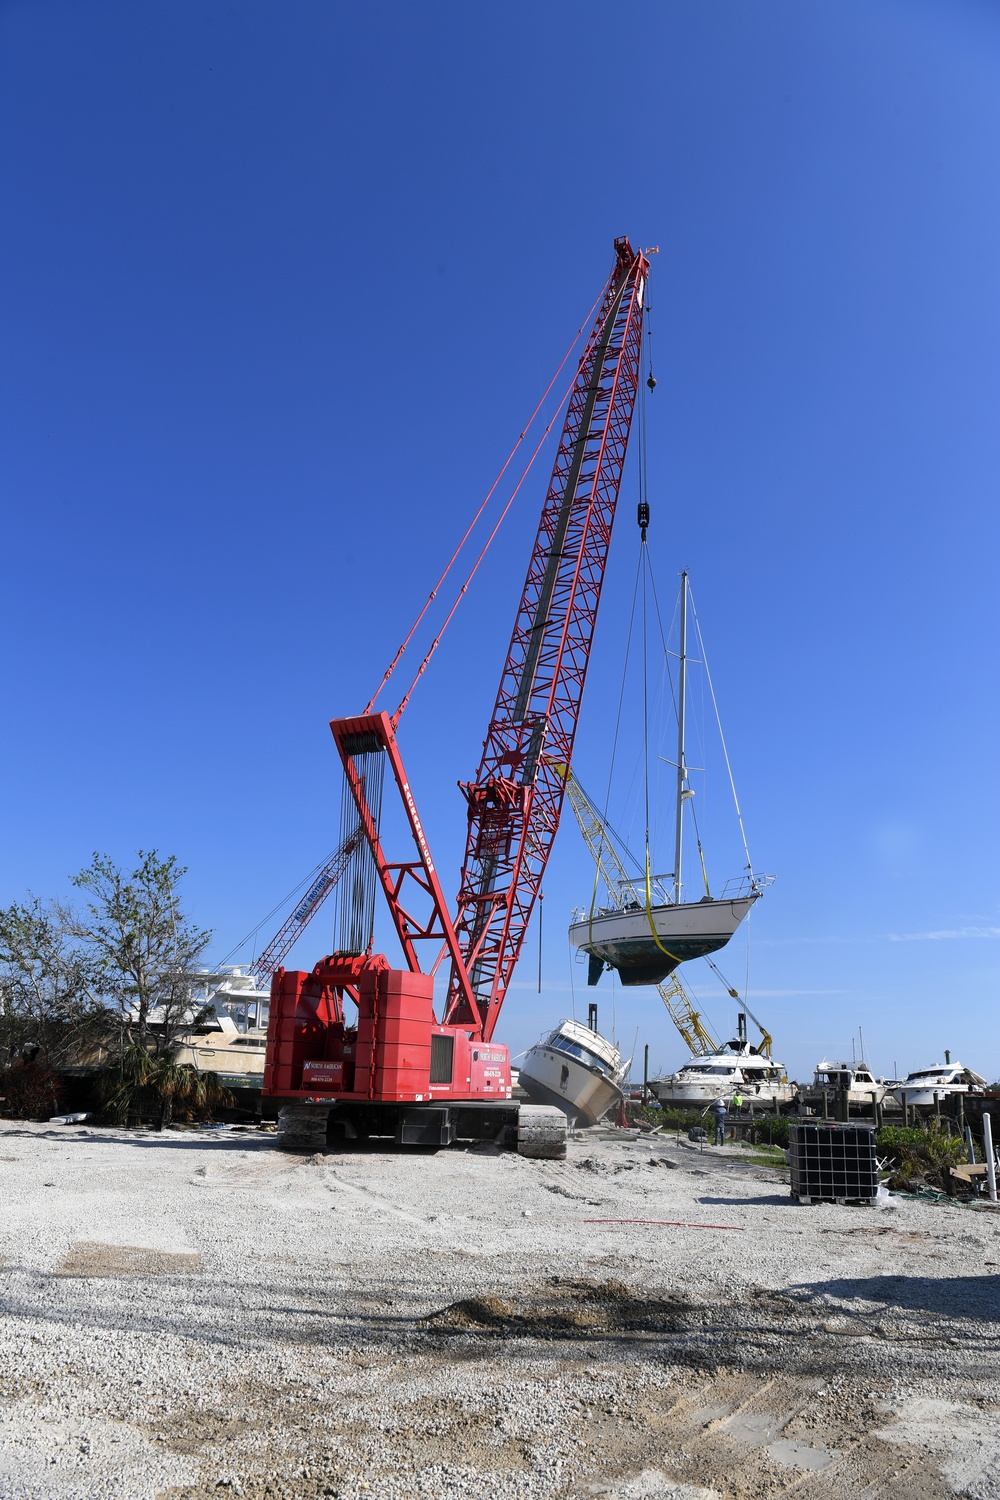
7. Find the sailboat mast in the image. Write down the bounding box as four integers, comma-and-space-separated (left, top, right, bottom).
673, 570, 689, 905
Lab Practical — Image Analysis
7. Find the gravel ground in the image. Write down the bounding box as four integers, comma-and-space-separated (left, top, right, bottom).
1, 1120, 998, 1500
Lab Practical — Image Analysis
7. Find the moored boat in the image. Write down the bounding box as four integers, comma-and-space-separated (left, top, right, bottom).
893, 1059, 986, 1109
802, 1059, 888, 1110
172, 1028, 269, 1090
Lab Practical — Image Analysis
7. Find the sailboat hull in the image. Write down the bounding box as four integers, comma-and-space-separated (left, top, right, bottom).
518, 1019, 627, 1125
569, 894, 758, 987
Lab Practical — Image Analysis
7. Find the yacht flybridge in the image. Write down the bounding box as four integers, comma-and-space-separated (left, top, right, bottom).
568, 569, 766, 989
893, 1060, 986, 1109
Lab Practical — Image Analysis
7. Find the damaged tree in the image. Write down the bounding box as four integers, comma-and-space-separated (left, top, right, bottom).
66, 851, 212, 1054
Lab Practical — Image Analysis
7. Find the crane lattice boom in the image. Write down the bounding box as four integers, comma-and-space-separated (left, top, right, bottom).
445, 238, 649, 1037
250, 829, 362, 984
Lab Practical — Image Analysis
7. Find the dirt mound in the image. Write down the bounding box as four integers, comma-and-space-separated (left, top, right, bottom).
427, 1278, 694, 1337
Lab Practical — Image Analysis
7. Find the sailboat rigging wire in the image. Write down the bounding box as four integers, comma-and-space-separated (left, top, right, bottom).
688, 586, 755, 876
365, 277, 611, 716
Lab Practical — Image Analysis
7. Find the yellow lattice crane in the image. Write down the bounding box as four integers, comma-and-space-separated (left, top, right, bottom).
552, 763, 723, 1058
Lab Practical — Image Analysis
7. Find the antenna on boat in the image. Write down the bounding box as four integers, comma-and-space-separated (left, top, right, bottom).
673, 570, 689, 906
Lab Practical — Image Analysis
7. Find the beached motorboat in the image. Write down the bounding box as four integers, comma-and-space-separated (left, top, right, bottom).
651, 1038, 792, 1109
518, 1018, 627, 1125
892, 1059, 986, 1109
568, 572, 765, 988
172, 1027, 269, 1089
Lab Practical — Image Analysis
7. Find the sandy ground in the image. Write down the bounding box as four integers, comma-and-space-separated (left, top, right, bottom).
0, 1120, 998, 1500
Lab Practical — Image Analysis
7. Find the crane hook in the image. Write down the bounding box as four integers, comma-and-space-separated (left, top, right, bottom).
637, 501, 649, 541
646, 372, 657, 391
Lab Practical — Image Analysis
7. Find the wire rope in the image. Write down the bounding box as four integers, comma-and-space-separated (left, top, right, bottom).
589, 549, 644, 929
365, 276, 612, 717
214, 853, 341, 969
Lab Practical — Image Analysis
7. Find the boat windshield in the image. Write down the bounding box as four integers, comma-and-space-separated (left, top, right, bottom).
548, 1033, 610, 1072
681, 1064, 736, 1076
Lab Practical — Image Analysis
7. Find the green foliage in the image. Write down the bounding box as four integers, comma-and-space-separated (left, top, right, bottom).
876, 1123, 968, 1192
749, 1116, 790, 1148
96, 1044, 233, 1126
68, 851, 211, 1052
0, 1057, 64, 1119
0, 899, 108, 1068
743, 1145, 788, 1170
653, 1108, 715, 1133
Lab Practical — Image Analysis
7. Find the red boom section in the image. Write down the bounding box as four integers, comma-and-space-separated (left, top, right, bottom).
445, 237, 649, 1039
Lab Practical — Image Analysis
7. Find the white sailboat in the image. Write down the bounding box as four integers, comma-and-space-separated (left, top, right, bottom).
569, 571, 765, 988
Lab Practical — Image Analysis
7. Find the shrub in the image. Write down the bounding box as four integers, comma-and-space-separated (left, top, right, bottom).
749, 1116, 790, 1149
96, 1046, 233, 1127
875, 1124, 968, 1192
0, 1058, 64, 1119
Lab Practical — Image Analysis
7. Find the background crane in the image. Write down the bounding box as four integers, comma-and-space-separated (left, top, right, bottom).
247, 828, 362, 987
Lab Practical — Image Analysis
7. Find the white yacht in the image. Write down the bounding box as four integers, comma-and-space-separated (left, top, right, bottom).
172, 967, 273, 1090
172, 1028, 269, 1087
518, 1018, 627, 1125
652, 1044, 792, 1109
805, 1059, 888, 1109
893, 1059, 986, 1109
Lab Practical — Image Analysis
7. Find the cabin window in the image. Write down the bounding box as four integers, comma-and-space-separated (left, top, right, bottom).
430, 1034, 454, 1085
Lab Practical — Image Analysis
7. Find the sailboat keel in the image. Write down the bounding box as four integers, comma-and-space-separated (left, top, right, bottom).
570, 895, 758, 988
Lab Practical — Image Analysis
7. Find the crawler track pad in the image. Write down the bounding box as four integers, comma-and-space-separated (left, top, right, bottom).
516, 1104, 568, 1160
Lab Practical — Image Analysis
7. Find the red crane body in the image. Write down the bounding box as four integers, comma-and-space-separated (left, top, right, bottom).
263, 240, 649, 1138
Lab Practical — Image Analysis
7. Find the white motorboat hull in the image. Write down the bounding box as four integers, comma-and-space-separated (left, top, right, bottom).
172, 1030, 268, 1087
519, 1045, 623, 1124
891, 1062, 986, 1110
651, 1045, 793, 1109
519, 1019, 626, 1125
570, 895, 758, 987
894, 1083, 971, 1108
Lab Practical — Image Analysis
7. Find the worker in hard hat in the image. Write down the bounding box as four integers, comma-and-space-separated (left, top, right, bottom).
704, 1096, 728, 1146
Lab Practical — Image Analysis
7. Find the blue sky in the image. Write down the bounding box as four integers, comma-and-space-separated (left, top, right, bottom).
2, 0, 998, 1083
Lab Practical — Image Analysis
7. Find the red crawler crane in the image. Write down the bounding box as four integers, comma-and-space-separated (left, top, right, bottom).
263, 239, 650, 1154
